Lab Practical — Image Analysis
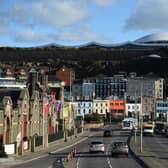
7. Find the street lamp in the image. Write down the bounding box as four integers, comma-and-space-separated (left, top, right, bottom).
140, 81, 143, 153
60, 81, 65, 120
60, 81, 67, 142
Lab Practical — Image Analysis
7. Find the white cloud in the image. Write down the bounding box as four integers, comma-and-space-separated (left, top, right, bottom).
125, 0, 168, 31
94, 0, 116, 6
14, 25, 111, 44
0, 0, 114, 45
14, 30, 48, 43
56, 25, 111, 43
0, 0, 88, 29
31, 0, 88, 27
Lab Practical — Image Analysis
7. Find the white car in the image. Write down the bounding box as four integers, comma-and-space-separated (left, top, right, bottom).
89, 141, 105, 153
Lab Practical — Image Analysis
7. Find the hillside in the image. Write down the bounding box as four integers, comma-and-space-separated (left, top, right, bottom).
0, 43, 168, 78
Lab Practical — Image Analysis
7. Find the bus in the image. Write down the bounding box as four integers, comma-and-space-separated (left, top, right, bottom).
143, 121, 154, 136
122, 118, 138, 130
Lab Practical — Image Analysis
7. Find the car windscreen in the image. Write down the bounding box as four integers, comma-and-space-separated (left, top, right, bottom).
123, 121, 130, 127
91, 141, 103, 145
113, 142, 127, 146
144, 126, 153, 129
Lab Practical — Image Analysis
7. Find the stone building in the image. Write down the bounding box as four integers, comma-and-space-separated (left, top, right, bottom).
0, 84, 64, 155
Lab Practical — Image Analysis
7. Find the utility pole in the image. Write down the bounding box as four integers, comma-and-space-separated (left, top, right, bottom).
140, 80, 143, 153
134, 89, 137, 143
140, 118, 143, 152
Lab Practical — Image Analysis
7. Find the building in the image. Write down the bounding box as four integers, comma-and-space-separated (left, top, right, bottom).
109, 99, 126, 120
75, 100, 93, 117
80, 76, 127, 100
155, 100, 168, 122
127, 76, 156, 100
125, 102, 141, 118
93, 99, 109, 118
155, 78, 164, 100
141, 96, 155, 121
72, 80, 83, 100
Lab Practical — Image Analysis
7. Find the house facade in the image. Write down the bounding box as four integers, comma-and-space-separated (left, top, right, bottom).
109, 99, 126, 119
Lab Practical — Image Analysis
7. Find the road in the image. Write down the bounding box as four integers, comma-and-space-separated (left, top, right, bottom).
7, 125, 142, 168
68, 127, 142, 168
137, 134, 168, 168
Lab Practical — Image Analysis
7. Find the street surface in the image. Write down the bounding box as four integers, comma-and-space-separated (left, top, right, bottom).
131, 134, 168, 168
7, 124, 143, 168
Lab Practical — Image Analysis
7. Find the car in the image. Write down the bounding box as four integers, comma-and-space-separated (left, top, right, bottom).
103, 130, 112, 137
89, 141, 105, 153
111, 141, 129, 157
154, 123, 166, 135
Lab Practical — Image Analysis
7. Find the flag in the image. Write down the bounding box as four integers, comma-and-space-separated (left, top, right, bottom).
51, 91, 56, 99
54, 100, 62, 114
43, 97, 50, 116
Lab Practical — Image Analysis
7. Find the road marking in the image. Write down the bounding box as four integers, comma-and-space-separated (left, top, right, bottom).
76, 154, 80, 168
50, 137, 88, 154
11, 136, 90, 166
106, 144, 113, 168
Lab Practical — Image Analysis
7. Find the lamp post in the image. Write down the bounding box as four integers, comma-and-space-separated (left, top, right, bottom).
60, 81, 67, 142
140, 81, 143, 153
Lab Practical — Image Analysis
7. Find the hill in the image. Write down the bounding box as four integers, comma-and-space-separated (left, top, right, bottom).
0, 42, 168, 78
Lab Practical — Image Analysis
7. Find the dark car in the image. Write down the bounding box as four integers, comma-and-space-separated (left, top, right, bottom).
154, 123, 166, 135
103, 130, 112, 137
111, 141, 129, 157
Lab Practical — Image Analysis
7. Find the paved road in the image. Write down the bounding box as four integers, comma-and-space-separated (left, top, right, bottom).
65, 128, 142, 168
131, 134, 168, 168
3, 125, 143, 168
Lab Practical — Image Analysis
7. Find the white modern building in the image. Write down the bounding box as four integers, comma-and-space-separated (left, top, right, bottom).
75, 101, 93, 118
126, 103, 141, 118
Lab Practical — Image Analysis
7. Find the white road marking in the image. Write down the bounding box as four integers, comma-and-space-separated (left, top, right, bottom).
50, 137, 88, 154
76, 154, 80, 168
106, 144, 113, 168
48, 165, 52, 168
12, 136, 89, 166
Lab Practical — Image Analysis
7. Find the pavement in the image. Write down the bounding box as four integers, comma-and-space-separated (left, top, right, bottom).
129, 133, 168, 168
0, 130, 90, 168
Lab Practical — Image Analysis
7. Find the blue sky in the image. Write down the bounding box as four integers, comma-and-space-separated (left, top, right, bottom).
0, 0, 168, 47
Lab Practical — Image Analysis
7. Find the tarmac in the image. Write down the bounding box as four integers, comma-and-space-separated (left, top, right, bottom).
0, 130, 90, 168
1, 128, 168, 168
129, 133, 168, 168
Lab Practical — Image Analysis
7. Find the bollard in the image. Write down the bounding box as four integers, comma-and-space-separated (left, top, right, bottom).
73, 148, 76, 157
67, 153, 71, 162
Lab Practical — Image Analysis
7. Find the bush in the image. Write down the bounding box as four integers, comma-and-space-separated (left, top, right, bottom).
84, 113, 103, 123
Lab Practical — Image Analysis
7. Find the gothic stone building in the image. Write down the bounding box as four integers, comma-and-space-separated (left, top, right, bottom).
0, 87, 59, 154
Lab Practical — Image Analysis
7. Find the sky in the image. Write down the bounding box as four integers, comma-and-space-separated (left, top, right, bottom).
0, 0, 168, 47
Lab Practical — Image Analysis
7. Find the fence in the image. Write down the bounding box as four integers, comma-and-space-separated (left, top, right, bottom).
48, 131, 64, 143
35, 136, 43, 147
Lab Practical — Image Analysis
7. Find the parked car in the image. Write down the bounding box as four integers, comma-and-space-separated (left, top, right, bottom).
103, 130, 112, 137
111, 141, 129, 157
89, 140, 105, 153
154, 122, 166, 135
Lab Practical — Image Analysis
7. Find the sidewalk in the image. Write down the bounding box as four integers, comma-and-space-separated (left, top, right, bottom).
129, 134, 168, 168
0, 130, 90, 167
